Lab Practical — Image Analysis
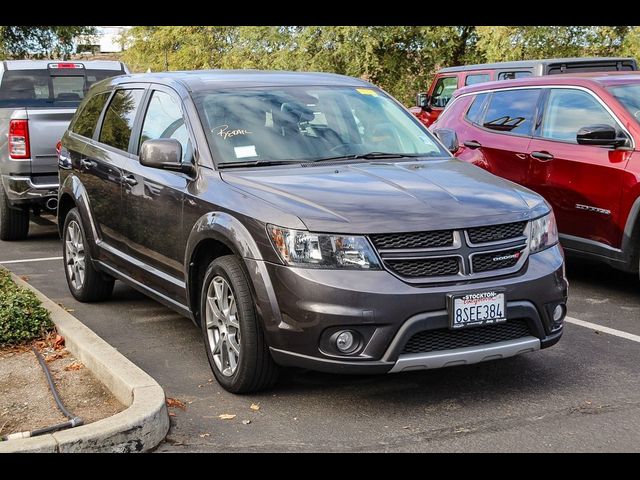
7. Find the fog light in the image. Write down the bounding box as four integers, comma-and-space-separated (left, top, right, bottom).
553, 304, 565, 322
336, 331, 355, 353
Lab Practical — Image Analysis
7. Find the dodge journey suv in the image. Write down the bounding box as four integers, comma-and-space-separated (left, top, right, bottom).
58, 70, 568, 393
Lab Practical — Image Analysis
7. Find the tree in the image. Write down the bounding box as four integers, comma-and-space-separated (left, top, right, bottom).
121, 26, 640, 105
0, 26, 95, 59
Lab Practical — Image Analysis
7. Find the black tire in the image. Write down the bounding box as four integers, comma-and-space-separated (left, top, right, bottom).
0, 183, 29, 241
200, 255, 279, 393
62, 208, 114, 302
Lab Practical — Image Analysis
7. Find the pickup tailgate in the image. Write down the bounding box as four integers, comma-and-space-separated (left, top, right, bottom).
24, 107, 76, 175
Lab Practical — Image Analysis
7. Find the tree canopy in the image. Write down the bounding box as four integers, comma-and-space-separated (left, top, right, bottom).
0, 26, 95, 59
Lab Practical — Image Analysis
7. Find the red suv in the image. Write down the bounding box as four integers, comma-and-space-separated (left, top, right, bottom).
410, 57, 637, 127
433, 72, 640, 275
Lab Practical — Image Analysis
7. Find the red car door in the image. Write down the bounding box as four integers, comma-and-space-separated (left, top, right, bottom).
458, 88, 541, 185
526, 87, 632, 248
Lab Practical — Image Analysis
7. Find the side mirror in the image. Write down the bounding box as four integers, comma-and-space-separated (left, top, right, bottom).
576, 124, 628, 148
140, 138, 196, 176
416, 92, 431, 111
433, 128, 459, 154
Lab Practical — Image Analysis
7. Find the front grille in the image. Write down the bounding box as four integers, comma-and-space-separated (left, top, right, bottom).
370, 230, 454, 250
370, 221, 529, 282
472, 247, 524, 273
467, 221, 526, 244
385, 257, 460, 278
401, 319, 531, 354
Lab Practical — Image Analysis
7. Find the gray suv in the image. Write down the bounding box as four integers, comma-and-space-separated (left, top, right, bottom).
58, 70, 568, 393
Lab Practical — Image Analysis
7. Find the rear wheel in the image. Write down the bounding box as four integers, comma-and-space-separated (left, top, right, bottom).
201, 255, 279, 393
62, 208, 114, 302
0, 183, 29, 241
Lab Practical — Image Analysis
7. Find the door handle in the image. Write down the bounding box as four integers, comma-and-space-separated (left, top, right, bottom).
80, 158, 97, 169
463, 140, 482, 149
530, 151, 554, 161
123, 175, 138, 187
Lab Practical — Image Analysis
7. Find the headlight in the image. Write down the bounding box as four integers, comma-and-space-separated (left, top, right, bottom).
268, 225, 381, 269
529, 211, 558, 253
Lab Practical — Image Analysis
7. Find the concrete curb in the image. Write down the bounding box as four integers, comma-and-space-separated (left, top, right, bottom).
0, 273, 170, 453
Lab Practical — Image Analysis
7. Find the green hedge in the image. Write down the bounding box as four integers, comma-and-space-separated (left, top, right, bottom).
0, 268, 53, 346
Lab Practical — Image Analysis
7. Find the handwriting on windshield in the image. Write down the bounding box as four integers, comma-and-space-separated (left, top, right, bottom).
214, 125, 252, 140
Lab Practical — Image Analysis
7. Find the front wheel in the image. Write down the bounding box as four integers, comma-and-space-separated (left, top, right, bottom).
62, 208, 114, 302
201, 255, 279, 393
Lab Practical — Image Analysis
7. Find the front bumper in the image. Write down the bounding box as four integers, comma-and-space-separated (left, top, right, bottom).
1, 174, 58, 205
247, 244, 567, 374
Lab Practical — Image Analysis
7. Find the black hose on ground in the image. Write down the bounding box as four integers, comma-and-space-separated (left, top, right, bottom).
0, 346, 83, 441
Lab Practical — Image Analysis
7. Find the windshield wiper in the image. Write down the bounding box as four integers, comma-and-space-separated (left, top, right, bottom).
310, 152, 425, 163
218, 159, 301, 169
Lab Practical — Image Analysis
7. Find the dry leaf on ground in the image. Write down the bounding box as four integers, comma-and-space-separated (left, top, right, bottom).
19, 275, 29, 281
54, 335, 65, 349
218, 414, 236, 420
250, 403, 260, 411
166, 398, 187, 410
45, 350, 69, 363
64, 361, 84, 371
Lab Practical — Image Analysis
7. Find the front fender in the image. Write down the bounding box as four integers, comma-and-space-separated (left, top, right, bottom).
184, 212, 284, 330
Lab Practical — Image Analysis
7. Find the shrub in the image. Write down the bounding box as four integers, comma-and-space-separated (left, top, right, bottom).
0, 268, 53, 346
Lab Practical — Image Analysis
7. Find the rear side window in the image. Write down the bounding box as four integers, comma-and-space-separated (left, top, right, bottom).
139, 90, 191, 162
0, 68, 123, 108
540, 89, 617, 143
71, 92, 109, 138
497, 71, 532, 81
465, 74, 490, 86
482, 89, 541, 135
465, 93, 489, 124
99, 89, 145, 152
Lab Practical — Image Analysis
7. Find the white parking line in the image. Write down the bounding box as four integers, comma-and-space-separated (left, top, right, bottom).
565, 316, 640, 344
0, 256, 63, 265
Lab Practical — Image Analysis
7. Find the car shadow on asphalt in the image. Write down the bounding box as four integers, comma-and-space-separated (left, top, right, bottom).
565, 256, 640, 294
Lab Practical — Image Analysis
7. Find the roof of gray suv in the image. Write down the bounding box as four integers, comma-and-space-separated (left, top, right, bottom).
111, 69, 373, 91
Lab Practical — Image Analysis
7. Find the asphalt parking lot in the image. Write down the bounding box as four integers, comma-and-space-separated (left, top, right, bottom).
2, 219, 640, 452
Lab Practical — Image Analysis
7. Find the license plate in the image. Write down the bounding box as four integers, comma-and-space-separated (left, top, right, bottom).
449, 291, 506, 329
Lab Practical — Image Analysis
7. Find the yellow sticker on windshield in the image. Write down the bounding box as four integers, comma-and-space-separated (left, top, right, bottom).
356, 88, 378, 96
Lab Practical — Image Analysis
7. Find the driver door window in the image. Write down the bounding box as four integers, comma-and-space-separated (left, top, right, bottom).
139, 90, 191, 161
430, 76, 458, 108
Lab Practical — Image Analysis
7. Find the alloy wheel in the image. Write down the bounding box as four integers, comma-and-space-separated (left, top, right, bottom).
205, 276, 241, 377
65, 220, 86, 290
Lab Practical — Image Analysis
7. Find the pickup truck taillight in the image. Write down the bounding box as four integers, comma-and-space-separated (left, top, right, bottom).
9, 119, 30, 159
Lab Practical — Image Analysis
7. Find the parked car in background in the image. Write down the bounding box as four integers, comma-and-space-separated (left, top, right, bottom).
433, 72, 640, 276
411, 57, 638, 127
0, 59, 129, 240
58, 70, 567, 393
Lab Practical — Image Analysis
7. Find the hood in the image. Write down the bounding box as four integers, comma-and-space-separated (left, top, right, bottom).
221, 159, 548, 234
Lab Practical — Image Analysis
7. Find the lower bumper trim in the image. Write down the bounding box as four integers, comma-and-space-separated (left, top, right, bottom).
388, 336, 540, 373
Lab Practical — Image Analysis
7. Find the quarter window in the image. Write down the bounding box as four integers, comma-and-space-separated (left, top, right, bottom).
99, 89, 144, 152
139, 91, 191, 162
465, 93, 489, 124
540, 89, 617, 143
482, 89, 540, 135
71, 92, 109, 139
497, 71, 532, 81
465, 74, 490, 86
430, 77, 458, 108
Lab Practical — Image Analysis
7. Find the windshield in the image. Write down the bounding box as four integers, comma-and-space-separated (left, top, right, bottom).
193, 85, 448, 166
608, 84, 640, 123
0, 68, 124, 108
